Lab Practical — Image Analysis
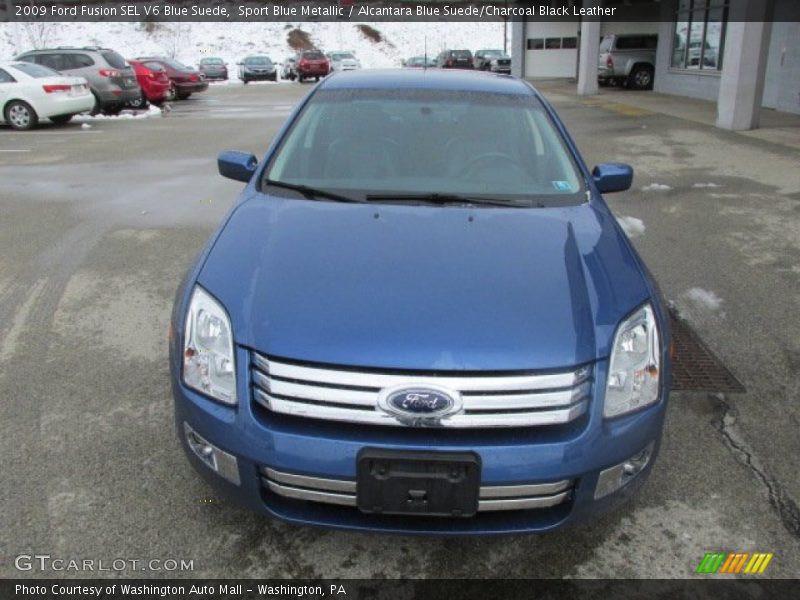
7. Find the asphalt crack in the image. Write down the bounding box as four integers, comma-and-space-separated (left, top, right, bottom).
710, 393, 800, 539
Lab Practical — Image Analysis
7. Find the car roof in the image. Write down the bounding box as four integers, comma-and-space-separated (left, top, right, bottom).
320, 69, 532, 96
19, 47, 112, 53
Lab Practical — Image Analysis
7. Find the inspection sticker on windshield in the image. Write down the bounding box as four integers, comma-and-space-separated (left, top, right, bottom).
552, 181, 571, 191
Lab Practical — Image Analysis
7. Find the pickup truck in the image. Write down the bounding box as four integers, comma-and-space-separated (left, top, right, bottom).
597, 33, 658, 90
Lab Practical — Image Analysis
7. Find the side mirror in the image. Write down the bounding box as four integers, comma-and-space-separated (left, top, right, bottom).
592, 163, 633, 193
218, 151, 257, 183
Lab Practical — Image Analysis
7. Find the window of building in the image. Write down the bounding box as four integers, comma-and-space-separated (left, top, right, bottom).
545, 38, 562, 50
671, 0, 727, 71
562, 37, 578, 49
527, 38, 544, 50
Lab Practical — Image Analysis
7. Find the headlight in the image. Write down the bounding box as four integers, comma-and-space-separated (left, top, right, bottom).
183, 286, 237, 405
604, 303, 660, 418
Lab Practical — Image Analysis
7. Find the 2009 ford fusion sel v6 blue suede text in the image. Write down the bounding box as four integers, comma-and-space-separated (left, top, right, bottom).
169, 69, 671, 534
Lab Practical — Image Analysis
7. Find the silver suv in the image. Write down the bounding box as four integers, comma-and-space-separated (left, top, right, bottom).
597, 34, 657, 90
14, 47, 141, 114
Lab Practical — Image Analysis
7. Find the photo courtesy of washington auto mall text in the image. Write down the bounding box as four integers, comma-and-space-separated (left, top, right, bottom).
1, 0, 799, 599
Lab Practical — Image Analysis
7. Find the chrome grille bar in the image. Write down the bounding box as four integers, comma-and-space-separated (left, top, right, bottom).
260, 467, 573, 513
251, 353, 592, 428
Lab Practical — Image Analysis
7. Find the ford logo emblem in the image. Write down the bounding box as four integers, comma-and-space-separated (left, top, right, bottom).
377, 384, 462, 423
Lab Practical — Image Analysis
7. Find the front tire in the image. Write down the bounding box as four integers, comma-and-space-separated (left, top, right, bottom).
5, 100, 38, 130
128, 95, 148, 109
49, 114, 73, 125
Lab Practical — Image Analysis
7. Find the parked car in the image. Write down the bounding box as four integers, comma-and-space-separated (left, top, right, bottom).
296, 50, 329, 82
281, 57, 297, 81
403, 56, 436, 68
127, 59, 171, 108
597, 34, 658, 90
326, 51, 361, 72
474, 49, 512, 74
198, 57, 229, 81
171, 69, 671, 535
238, 56, 277, 83
0, 61, 94, 129
14, 46, 141, 114
136, 57, 208, 101
436, 49, 474, 69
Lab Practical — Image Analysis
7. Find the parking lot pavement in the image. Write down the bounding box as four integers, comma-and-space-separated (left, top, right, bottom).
1, 82, 799, 579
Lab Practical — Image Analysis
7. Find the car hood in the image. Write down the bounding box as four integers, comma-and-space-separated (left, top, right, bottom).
198, 195, 651, 371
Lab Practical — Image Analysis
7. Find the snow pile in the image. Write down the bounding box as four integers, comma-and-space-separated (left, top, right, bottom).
0, 22, 509, 70
616, 216, 646, 238
74, 104, 163, 122
684, 287, 723, 311
642, 183, 672, 192
692, 182, 721, 188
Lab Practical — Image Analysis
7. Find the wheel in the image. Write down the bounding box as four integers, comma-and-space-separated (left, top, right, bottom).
4, 100, 38, 130
49, 114, 73, 125
628, 65, 654, 90
128, 94, 148, 109
89, 92, 102, 116
103, 105, 122, 116
315, 76, 320, 82
165, 84, 177, 102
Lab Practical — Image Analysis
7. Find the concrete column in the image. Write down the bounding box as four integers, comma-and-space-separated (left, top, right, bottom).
716, 0, 774, 130
577, 1, 602, 96
511, 18, 526, 79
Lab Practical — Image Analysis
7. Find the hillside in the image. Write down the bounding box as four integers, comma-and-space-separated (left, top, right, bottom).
1, 21, 511, 69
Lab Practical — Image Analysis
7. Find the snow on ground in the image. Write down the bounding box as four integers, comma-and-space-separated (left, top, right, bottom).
684, 287, 724, 311
616, 216, 646, 238
74, 104, 163, 122
642, 183, 672, 192
1, 21, 509, 71
692, 182, 721, 189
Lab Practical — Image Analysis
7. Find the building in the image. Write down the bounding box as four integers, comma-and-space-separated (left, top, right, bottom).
511, 0, 800, 129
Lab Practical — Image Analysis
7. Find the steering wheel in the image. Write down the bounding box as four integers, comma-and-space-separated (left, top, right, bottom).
459, 152, 527, 179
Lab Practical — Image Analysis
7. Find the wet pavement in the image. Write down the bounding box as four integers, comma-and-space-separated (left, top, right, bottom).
1, 81, 798, 578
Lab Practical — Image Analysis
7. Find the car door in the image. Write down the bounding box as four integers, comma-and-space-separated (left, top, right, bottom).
0, 68, 16, 113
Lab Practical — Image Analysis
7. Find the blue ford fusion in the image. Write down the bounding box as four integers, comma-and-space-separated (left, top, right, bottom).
170, 69, 671, 534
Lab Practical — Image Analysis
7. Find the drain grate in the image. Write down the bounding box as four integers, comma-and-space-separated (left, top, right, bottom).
669, 308, 745, 393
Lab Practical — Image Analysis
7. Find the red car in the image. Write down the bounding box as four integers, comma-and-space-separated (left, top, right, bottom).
127, 59, 171, 107
136, 57, 208, 101
297, 50, 330, 82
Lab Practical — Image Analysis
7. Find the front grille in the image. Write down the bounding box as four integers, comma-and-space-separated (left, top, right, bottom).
260, 467, 573, 512
497, 59, 511, 66
250, 352, 592, 428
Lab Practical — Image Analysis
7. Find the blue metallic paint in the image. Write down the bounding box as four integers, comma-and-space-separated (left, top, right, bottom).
169, 70, 671, 534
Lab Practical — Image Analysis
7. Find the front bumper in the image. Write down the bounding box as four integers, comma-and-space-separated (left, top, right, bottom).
243, 71, 277, 81
172, 347, 669, 535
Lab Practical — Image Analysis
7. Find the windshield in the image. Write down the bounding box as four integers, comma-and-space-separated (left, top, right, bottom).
246, 57, 272, 65
302, 51, 324, 60
264, 89, 585, 207
333, 53, 355, 60
202, 58, 224, 64
482, 50, 503, 56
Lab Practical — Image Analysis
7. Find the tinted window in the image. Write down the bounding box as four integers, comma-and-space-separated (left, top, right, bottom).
265, 89, 584, 207
11, 62, 61, 78
545, 38, 562, 49
616, 36, 657, 50
101, 50, 128, 69
0, 69, 15, 83
143, 62, 165, 72
245, 57, 272, 65
453, 50, 472, 59
37, 54, 65, 70
63, 54, 94, 69
562, 37, 578, 49
302, 51, 324, 60
201, 58, 224, 64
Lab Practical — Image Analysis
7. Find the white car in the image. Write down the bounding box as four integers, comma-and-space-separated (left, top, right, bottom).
0, 61, 94, 130
326, 51, 361, 72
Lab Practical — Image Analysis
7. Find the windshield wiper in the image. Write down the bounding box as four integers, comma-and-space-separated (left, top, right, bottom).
365, 193, 539, 208
264, 179, 365, 204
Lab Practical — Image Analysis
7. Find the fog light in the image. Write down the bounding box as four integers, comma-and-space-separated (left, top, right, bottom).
594, 441, 654, 500
183, 422, 241, 485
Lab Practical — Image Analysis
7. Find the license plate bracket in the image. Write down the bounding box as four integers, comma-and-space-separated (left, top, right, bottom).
357, 449, 481, 517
